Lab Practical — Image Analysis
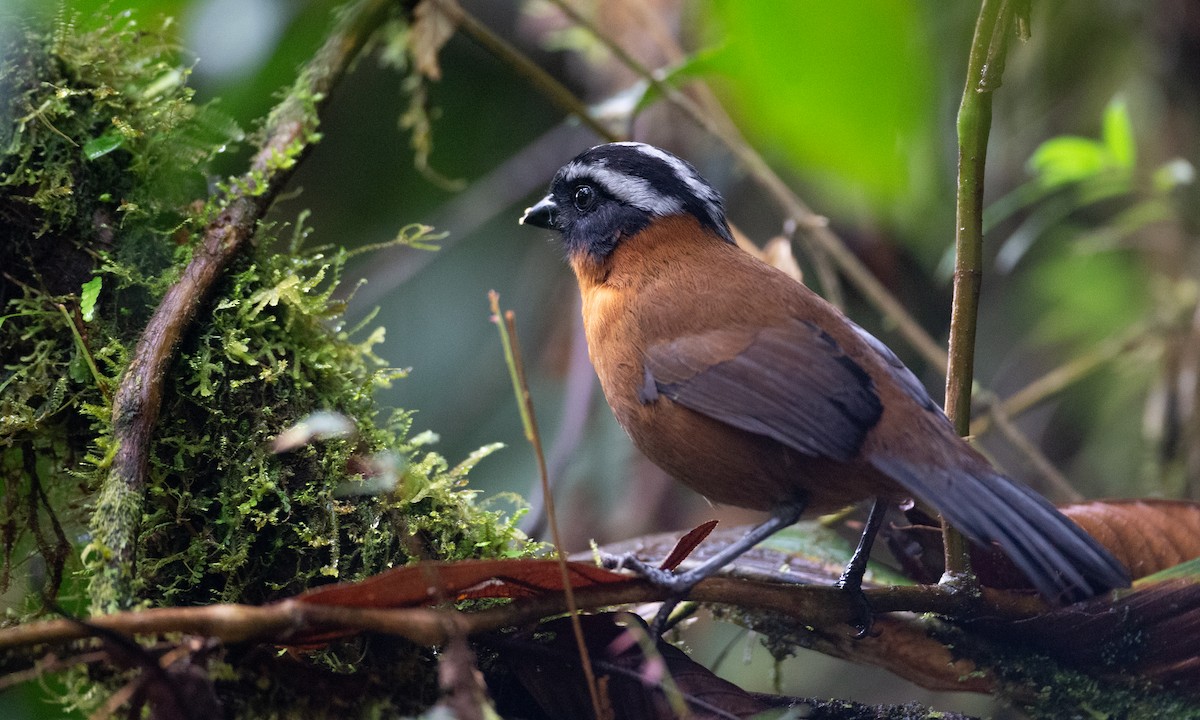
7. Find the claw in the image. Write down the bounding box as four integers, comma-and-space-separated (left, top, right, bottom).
839, 582, 876, 638
835, 498, 887, 637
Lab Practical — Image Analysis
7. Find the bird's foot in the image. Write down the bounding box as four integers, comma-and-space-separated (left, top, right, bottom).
834, 498, 886, 638
603, 553, 699, 635
835, 576, 877, 638
602, 552, 697, 593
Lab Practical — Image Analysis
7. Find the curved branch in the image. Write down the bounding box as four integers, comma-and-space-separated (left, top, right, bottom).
89, 0, 395, 612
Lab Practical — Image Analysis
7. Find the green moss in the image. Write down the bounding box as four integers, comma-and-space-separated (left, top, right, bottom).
129, 234, 531, 607
730, 606, 1200, 718
926, 623, 1200, 719
1, 10, 533, 717
0, 10, 237, 609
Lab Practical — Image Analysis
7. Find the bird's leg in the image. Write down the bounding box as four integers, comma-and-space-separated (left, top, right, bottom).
835, 497, 887, 637
607, 503, 805, 635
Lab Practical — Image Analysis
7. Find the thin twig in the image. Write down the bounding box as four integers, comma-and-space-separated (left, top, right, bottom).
56, 302, 108, 401
983, 404, 1083, 502
438, 0, 616, 142
525, 301, 596, 536
970, 323, 1154, 437
489, 292, 604, 720
88, 0, 395, 612
965, 324, 1154, 500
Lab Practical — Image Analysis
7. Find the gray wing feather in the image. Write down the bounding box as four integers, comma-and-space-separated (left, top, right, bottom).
644, 318, 882, 461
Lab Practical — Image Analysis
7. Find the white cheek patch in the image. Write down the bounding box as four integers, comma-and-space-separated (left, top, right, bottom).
562, 162, 683, 217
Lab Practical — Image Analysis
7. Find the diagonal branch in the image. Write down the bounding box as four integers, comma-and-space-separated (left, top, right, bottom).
88, 0, 395, 612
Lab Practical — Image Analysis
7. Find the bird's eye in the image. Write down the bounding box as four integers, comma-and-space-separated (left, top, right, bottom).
573, 185, 596, 212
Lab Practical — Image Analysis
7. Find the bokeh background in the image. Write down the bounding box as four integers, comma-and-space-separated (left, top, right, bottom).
5, 0, 1200, 717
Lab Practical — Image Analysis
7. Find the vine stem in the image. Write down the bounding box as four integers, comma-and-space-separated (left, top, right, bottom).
943, 0, 1025, 580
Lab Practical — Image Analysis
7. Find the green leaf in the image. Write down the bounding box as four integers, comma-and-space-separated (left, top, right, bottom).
1028, 136, 1109, 188
68, 347, 91, 383
1102, 96, 1135, 170
764, 520, 913, 586
83, 131, 124, 160
1137, 556, 1200, 584
1028, 246, 1147, 345
80, 276, 102, 322
449, 442, 505, 479
1029, 96, 1136, 188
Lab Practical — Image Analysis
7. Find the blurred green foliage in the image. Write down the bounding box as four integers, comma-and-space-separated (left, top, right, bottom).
704, 0, 937, 208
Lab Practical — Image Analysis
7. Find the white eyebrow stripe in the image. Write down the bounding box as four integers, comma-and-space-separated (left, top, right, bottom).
620, 142, 721, 204
561, 163, 683, 216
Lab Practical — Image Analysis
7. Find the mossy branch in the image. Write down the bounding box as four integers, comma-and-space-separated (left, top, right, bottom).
88, 0, 395, 612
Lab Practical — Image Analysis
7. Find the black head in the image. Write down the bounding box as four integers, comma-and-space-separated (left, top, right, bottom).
520, 142, 734, 260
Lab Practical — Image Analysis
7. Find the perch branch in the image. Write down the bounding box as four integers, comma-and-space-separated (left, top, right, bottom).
0, 576, 1040, 654
88, 0, 394, 612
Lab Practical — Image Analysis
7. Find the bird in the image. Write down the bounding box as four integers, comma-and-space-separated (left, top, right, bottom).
519, 141, 1130, 625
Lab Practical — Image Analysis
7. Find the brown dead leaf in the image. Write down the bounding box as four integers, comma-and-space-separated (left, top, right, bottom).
294, 558, 633, 609
657, 520, 718, 572
282, 558, 635, 647
1062, 499, 1200, 579
411, 0, 460, 81
762, 235, 803, 283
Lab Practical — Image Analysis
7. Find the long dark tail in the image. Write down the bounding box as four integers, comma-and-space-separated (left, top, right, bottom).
871, 456, 1130, 603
